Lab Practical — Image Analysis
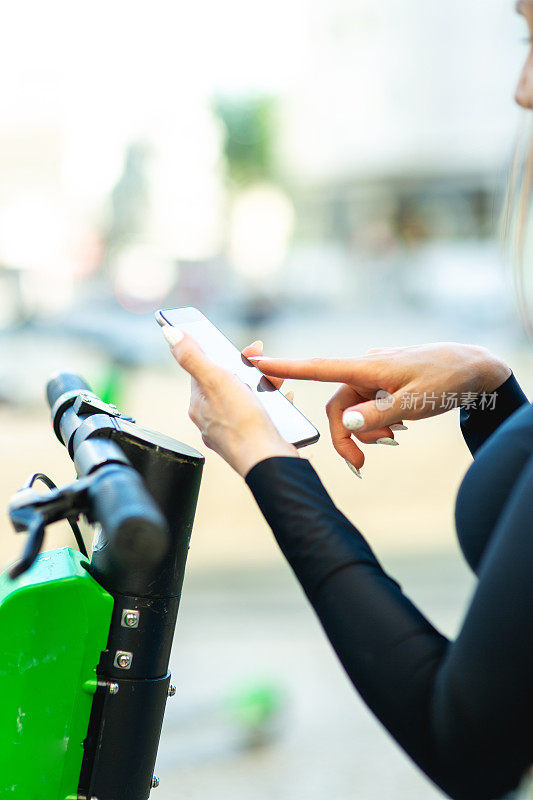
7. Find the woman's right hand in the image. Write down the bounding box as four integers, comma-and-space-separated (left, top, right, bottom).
243, 342, 511, 470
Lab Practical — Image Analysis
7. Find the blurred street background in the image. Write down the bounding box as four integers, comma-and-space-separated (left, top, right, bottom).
1, 0, 533, 797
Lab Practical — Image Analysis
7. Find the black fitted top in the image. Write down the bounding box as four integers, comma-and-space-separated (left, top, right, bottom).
245, 374, 531, 800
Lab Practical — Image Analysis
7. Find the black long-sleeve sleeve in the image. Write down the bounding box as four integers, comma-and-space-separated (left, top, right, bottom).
246, 391, 533, 800
460, 372, 528, 457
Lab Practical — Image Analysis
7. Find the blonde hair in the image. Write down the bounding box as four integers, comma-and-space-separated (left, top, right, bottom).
503, 113, 533, 339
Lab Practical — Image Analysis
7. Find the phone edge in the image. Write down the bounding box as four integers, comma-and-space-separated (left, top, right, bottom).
293, 430, 320, 448
154, 309, 170, 327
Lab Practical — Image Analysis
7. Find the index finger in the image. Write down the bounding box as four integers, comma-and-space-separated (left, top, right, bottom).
247, 356, 367, 383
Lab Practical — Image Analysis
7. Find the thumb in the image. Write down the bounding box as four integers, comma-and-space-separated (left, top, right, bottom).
342, 391, 402, 432
242, 340, 263, 358
162, 325, 221, 384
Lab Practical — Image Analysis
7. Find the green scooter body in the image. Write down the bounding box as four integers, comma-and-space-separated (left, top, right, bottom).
0, 547, 113, 799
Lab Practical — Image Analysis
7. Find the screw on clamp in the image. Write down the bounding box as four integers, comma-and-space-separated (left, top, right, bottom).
121, 609, 140, 628
114, 651, 133, 669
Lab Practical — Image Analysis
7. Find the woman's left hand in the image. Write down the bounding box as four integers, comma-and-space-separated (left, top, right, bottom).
162, 326, 299, 477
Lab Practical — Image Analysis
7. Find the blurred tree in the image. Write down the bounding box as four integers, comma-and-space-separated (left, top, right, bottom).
213, 95, 278, 186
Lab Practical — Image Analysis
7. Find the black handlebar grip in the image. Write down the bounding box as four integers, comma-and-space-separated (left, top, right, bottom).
88, 465, 170, 571
46, 371, 92, 410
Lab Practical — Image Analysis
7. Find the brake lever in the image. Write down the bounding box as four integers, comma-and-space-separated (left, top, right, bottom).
7, 477, 93, 578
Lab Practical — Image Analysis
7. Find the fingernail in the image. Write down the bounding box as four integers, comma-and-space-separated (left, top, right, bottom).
345, 459, 363, 479
162, 325, 184, 348
390, 424, 408, 431
377, 437, 399, 446
250, 340, 263, 350
342, 410, 365, 431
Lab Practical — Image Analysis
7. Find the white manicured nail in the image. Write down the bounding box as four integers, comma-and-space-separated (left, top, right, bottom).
162, 325, 184, 348
345, 459, 363, 479
377, 437, 399, 446
342, 410, 365, 431
390, 424, 408, 431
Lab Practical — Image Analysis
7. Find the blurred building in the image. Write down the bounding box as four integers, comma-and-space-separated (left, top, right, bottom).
279, 0, 521, 181
0, 0, 525, 326
269, 0, 523, 316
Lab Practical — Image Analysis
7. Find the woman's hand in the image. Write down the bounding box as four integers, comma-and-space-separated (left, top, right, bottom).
244, 342, 511, 470
162, 326, 299, 477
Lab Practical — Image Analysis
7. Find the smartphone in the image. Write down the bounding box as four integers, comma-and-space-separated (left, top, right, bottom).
155, 307, 320, 448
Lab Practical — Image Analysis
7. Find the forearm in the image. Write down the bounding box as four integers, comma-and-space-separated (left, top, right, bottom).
245, 457, 450, 789
245, 457, 381, 597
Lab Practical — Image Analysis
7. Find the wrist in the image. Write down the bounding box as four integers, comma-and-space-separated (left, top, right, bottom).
476, 349, 512, 393
234, 437, 299, 478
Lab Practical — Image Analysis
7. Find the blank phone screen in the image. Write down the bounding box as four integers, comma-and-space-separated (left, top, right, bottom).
158, 307, 319, 448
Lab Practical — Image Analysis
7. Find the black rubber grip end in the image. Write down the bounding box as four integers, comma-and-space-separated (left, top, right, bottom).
46, 372, 92, 409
